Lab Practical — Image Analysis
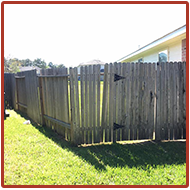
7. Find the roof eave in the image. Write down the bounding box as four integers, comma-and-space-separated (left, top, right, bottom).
117, 25, 186, 62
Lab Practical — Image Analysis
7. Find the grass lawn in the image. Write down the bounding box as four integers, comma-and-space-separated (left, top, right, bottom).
4, 110, 186, 185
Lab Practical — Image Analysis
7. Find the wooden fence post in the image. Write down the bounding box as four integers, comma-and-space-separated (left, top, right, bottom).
69, 67, 78, 146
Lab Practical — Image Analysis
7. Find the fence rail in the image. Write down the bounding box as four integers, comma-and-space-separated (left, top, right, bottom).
4, 61, 186, 145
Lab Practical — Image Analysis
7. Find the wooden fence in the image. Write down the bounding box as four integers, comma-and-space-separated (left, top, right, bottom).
4, 61, 186, 145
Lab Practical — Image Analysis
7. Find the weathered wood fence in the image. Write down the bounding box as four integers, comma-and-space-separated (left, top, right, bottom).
4, 62, 186, 145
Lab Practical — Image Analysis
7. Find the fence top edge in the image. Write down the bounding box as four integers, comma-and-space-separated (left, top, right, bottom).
38, 74, 69, 77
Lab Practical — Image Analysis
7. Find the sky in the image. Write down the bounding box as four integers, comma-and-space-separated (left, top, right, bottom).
4, 3, 186, 68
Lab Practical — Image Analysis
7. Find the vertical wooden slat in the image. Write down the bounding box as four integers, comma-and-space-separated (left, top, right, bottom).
112, 63, 117, 142
113, 63, 119, 142
44, 69, 49, 127
69, 67, 78, 145
178, 62, 183, 138
65, 68, 70, 140
145, 63, 150, 139
135, 63, 140, 140
160, 62, 165, 139
147, 63, 151, 139
133, 63, 138, 140
84, 66, 89, 143
48, 69, 53, 129
138, 63, 143, 139
118, 63, 122, 141
55, 69, 63, 137
165, 62, 169, 140
92, 65, 96, 144
176, 62, 180, 139
74, 67, 82, 144
54, 69, 61, 135
101, 64, 108, 143
105, 64, 110, 142
40, 70, 45, 124
119, 62, 124, 141
142, 63, 147, 139
80, 66, 85, 144
44, 70, 50, 127
168, 62, 174, 140
122, 63, 127, 141
130, 63, 135, 139
155, 63, 161, 140
86, 66, 91, 144
125, 63, 130, 140
108, 63, 114, 142
88, 66, 93, 144
10, 73, 16, 109
173, 62, 178, 139
38, 75, 44, 125
149, 63, 155, 139
96, 65, 101, 143
120, 62, 126, 141
116, 63, 121, 141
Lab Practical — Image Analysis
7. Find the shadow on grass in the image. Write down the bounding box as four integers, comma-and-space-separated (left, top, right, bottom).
15, 111, 186, 171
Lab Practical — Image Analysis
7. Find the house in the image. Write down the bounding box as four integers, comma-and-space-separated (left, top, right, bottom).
77, 59, 105, 73
117, 25, 186, 63
77, 59, 105, 80
19, 66, 41, 75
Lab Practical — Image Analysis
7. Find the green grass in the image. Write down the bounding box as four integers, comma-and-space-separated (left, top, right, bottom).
4, 110, 186, 185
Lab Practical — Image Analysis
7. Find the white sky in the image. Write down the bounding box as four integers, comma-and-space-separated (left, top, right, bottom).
4, 4, 186, 68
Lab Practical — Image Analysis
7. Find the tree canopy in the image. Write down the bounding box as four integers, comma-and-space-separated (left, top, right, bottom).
4, 57, 65, 73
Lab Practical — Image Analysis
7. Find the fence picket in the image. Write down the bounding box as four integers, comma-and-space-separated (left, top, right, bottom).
101, 64, 108, 143
125, 63, 131, 140
96, 65, 101, 143
84, 66, 89, 144
122, 63, 127, 141
156, 63, 161, 140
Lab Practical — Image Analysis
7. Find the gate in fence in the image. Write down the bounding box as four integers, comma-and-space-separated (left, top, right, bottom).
4, 61, 186, 145
102, 63, 156, 142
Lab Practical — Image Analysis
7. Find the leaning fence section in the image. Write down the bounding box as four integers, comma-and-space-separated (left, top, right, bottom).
39, 68, 71, 141
13, 70, 41, 124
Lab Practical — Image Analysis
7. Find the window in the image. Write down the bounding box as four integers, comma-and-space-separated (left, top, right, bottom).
138, 58, 143, 63
159, 50, 168, 63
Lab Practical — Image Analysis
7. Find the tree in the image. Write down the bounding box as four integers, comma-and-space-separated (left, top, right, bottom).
57, 64, 65, 68
4, 57, 20, 73
20, 59, 33, 66
4, 57, 10, 72
9, 60, 20, 73
33, 58, 47, 69
48, 62, 56, 68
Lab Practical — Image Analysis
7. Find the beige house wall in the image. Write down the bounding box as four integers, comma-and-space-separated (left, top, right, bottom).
121, 33, 186, 63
